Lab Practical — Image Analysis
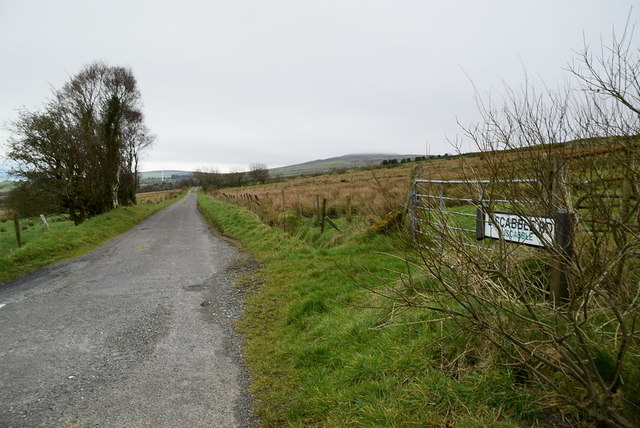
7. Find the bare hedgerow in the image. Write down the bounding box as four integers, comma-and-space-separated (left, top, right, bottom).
379, 23, 640, 427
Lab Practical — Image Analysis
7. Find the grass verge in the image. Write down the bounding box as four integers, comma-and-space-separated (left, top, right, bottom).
0, 193, 183, 283
198, 191, 539, 427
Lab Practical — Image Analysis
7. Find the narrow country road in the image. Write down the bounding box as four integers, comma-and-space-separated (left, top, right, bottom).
0, 190, 257, 427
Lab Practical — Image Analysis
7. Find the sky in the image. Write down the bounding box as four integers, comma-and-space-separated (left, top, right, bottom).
0, 1, 637, 173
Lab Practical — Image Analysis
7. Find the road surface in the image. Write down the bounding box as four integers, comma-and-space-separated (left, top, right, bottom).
0, 190, 257, 427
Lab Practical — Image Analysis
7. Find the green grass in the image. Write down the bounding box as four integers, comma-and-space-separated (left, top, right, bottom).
0, 214, 72, 258
0, 195, 183, 283
198, 191, 539, 427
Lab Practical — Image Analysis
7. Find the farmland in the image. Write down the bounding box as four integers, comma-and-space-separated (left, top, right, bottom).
198, 171, 537, 426
200, 140, 640, 427
213, 155, 472, 232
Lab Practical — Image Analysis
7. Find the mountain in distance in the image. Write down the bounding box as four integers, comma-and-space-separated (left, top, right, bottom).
139, 154, 422, 179
269, 153, 422, 177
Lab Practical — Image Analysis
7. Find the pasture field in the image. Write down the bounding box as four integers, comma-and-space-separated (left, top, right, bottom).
136, 188, 184, 204
202, 140, 640, 427
212, 155, 475, 234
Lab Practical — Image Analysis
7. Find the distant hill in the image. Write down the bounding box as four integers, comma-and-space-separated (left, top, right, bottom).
139, 155, 423, 180
270, 153, 422, 177
139, 170, 192, 180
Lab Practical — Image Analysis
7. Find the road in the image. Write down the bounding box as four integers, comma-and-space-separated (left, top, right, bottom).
0, 190, 257, 427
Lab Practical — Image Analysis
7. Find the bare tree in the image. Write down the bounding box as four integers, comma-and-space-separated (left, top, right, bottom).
378, 25, 640, 427
249, 162, 269, 184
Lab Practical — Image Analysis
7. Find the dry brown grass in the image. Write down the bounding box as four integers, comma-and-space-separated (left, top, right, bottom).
211, 157, 478, 229
216, 164, 412, 222
136, 189, 183, 204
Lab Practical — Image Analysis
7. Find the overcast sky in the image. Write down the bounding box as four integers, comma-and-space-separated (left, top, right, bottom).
0, 1, 637, 173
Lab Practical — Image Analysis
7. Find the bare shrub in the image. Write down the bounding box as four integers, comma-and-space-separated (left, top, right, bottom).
391, 24, 640, 427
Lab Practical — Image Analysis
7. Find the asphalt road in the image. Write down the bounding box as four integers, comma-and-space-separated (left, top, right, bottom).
0, 190, 258, 428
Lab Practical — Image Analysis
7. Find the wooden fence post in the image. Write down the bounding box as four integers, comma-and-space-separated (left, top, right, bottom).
324, 216, 340, 232
438, 182, 445, 250
280, 190, 287, 229
40, 214, 50, 231
314, 195, 320, 226
13, 213, 22, 248
346, 195, 352, 223
621, 160, 632, 224
475, 205, 485, 241
551, 210, 572, 305
407, 166, 422, 238
550, 160, 571, 305
320, 198, 327, 233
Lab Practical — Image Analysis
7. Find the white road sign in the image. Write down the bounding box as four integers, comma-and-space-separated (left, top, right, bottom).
484, 212, 555, 248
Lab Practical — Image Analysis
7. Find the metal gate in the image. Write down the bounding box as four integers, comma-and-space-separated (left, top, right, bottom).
409, 178, 547, 250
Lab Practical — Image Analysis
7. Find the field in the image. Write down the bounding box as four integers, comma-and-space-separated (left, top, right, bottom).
199, 156, 535, 427
201, 141, 640, 427
198, 192, 535, 427
211, 156, 473, 233
136, 188, 184, 204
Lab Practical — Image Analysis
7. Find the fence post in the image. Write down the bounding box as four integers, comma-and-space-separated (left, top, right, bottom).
407, 180, 417, 238
475, 205, 485, 241
621, 166, 632, 224
346, 195, 352, 223
550, 160, 571, 305
314, 195, 320, 226
551, 210, 572, 305
407, 166, 422, 238
475, 183, 486, 241
40, 214, 50, 231
13, 213, 22, 248
320, 198, 327, 233
438, 182, 445, 250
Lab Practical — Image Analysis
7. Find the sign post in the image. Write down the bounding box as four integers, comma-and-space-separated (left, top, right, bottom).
476, 206, 572, 305
551, 210, 572, 305
480, 211, 555, 248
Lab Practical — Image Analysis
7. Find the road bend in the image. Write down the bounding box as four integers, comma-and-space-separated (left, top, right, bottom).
0, 190, 257, 427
